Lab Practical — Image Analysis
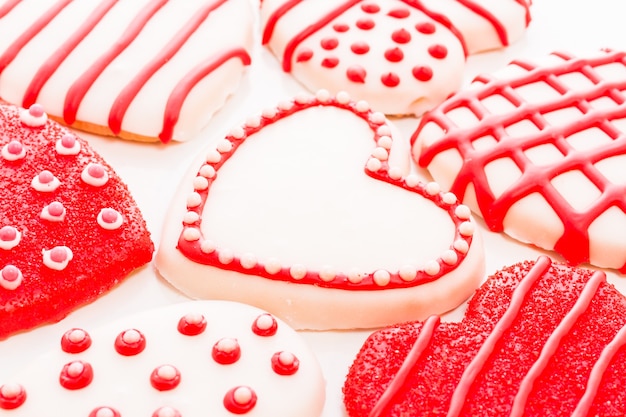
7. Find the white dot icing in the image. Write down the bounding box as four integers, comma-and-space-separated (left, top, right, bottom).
200, 240, 216, 254
81, 163, 109, 187
294, 92, 310, 105
377, 135, 392, 149
97, 208, 123, 230
454, 239, 470, 254
278, 100, 293, 111
347, 269, 364, 284
290, 264, 307, 280
240, 253, 257, 269
442, 192, 457, 205
261, 107, 277, 119
398, 265, 417, 282
41, 201, 66, 222
319, 267, 336, 282
2, 140, 26, 161
205, 149, 221, 163
442, 249, 459, 265
336, 91, 350, 104
229, 126, 246, 139
20, 104, 48, 127
218, 249, 234, 264
404, 174, 420, 188
217, 138, 233, 153
425, 182, 441, 195
0, 265, 23, 290
199, 164, 216, 179
369, 112, 386, 124
31, 170, 61, 192
233, 386, 253, 405
0, 226, 21, 250
187, 192, 202, 208
355, 100, 370, 112
455, 205, 471, 220
265, 259, 281, 275
373, 270, 391, 286
42, 246, 73, 270
366, 157, 382, 172
245, 115, 261, 128
388, 166, 403, 180
315, 89, 330, 102
193, 176, 209, 191
425, 260, 441, 276
183, 228, 201, 242
183, 211, 200, 224
372, 147, 389, 161
377, 125, 392, 137
459, 221, 475, 237
55, 134, 81, 155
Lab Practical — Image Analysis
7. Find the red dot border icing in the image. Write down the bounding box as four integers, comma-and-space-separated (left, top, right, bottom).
176, 91, 476, 290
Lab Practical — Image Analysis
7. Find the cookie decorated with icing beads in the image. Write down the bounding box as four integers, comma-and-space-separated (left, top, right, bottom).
0, 300, 325, 416
155, 90, 485, 330
344, 256, 626, 417
260, 0, 531, 116
0, 103, 153, 339
0, 0, 254, 143
412, 49, 626, 272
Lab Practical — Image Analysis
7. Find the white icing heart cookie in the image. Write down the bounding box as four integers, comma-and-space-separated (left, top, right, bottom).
412, 49, 626, 272
0, 0, 254, 143
156, 90, 485, 330
260, 0, 531, 116
0, 300, 325, 416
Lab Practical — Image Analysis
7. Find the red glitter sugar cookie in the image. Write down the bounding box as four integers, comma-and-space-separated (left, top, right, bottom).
0, 0, 254, 143
260, 0, 531, 116
0, 300, 325, 416
156, 90, 485, 330
0, 103, 153, 339
413, 49, 626, 272
343, 256, 626, 416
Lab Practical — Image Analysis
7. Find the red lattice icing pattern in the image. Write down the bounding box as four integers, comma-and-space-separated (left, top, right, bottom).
344, 257, 626, 416
414, 50, 626, 271
176, 92, 476, 290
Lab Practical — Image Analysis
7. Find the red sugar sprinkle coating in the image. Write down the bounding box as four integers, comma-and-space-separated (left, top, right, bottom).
0, 103, 153, 340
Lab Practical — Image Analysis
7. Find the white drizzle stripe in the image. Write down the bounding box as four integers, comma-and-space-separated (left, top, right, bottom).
571, 323, 626, 417
446, 256, 553, 417
368, 315, 440, 417
509, 270, 606, 416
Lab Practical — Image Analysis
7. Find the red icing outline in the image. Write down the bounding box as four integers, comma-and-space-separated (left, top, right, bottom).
414, 50, 626, 270
176, 94, 475, 290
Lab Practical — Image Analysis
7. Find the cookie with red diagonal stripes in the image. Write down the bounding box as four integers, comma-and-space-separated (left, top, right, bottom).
0, 0, 253, 143
343, 256, 626, 416
0, 103, 153, 339
261, 0, 531, 116
412, 49, 626, 272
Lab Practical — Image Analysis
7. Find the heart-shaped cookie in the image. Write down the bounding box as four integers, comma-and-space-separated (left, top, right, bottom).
412, 49, 626, 272
156, 90, 485, 330
261, 0, 531, 116
343, 256, 626, 416
0, 0, 253, 143
0, 300, 325, 416
0, 103, 153, 339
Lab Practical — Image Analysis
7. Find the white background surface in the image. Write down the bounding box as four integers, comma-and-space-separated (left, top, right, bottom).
1, 1, 626, 416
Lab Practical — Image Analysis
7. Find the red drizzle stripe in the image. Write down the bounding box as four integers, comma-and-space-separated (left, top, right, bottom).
280, 0, 362, 72
369, 315, 441, 417
403, 0, 468, 56
108, 0, 227, 136
571, 323, 626, 416
63, 0, 169, 125
456, 0, 509, 46
0, 0, 20, 19
261, 0, 303, 45
446, 256, 552, 417
509, 269, 606, 416
22, 0, 118, 109
159, 47, 251, 144
515, 0, 531, 25
0, 0, 72, 75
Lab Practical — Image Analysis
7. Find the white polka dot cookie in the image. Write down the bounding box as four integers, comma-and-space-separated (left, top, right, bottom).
260, 0, 531, 116
0, 0, 254, 143
0, 300, 325, 416
0, 103, 153, 339
412, 49, 626, 272
156, 90, 485, 330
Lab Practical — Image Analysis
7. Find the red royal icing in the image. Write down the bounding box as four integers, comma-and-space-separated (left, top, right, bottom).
321, 37, 339, 50
61, 328, 92, 353
414, 50, 626, 270
114, 328, 146, 356
59, 360, 94, 390
271, 351, 300, 375
89, 407, 121, 417
212, 338, 241, 365
356, 18, 375, 30
150, 365, 182, 391
0, 384, 26, 410
381, 72, 400, 87
223, 386, 257, 414
251, 313, 278, 336
412, 65, 433, 81
347, 65, 367, 83
351, 41, 370, 55
361, 3, 380, 13
321, 56, 339, 68
177, 313, 207, 336
384, 47, 404, 62
391, 28, 411, 44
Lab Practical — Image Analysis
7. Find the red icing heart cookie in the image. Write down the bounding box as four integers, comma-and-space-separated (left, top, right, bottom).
343, 256, 626, 416
413, 50, 626, 272
0, 103, 153, 339
0, 0, 253, 143
0, 300, 325, 416
156, 90, 485, 330
261, 0, 531, 116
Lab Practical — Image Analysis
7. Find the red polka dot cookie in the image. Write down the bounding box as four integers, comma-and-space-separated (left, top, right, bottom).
343, 256, 626, 416
155, 90, 485, 330
0, 300, 325, 416
260, 0, 531, 116
412, 49, 626, 272
0, 102, 153, 339
0, 0, 254, 143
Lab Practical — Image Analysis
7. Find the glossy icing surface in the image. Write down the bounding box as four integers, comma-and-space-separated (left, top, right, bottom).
156, 91, 485, 330
413, 50, 626, 272
1, 300, 325, 416
261, 0, 530, 115
0, 0, 254, 142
